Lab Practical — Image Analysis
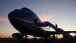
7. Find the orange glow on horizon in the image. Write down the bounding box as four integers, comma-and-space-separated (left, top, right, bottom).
39, 15, 54, 21
0, 17, 9, 22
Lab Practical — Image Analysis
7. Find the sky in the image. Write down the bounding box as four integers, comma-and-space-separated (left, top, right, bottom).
0, 0, 76, 38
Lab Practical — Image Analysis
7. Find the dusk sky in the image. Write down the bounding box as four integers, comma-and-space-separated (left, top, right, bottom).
0, 0, 76, 38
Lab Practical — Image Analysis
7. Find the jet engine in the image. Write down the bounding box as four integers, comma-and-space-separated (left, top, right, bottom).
12, 33, 23, 39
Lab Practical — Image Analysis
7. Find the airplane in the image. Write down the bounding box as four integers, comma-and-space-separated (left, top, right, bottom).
8, 7, 76, 43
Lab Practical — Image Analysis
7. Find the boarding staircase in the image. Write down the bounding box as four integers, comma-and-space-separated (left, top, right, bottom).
48, 22, 75, 42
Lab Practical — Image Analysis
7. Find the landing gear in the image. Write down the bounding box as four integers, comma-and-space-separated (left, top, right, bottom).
20, 35, 28, 43
24, 35, 29, 43
44, 36, 50, 43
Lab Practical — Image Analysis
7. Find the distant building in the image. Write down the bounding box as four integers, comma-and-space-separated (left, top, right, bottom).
8, 37, 11, 38
0, 37, 1, 38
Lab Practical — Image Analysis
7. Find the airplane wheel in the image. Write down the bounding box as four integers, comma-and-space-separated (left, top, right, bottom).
22, 35, 28, 43
44, 36, 50, 43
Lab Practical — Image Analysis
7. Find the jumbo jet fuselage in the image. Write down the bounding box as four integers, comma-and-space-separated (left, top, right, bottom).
8, 8, 47, 37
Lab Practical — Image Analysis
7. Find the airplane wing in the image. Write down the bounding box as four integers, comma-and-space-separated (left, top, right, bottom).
64, 31, 76, 33
47, 31, 76, 34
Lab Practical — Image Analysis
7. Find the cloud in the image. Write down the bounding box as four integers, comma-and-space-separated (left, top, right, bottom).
38, 15, 54, 21
0, 17, 9, 22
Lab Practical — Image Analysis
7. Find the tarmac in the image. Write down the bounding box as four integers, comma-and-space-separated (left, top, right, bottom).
0, 38, 74, 43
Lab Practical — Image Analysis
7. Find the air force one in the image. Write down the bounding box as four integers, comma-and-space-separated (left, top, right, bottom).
8, 7, 76, 43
